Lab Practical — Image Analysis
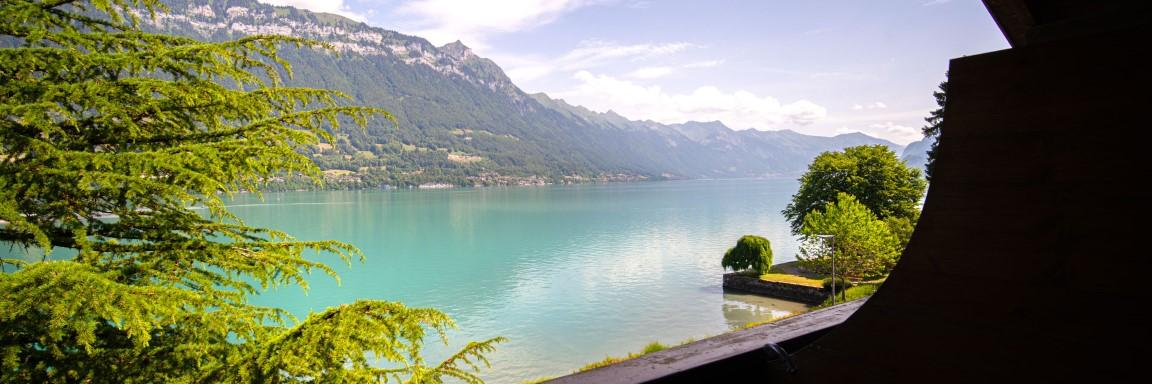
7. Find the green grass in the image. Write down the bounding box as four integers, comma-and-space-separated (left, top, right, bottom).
814, 284, 880, 309
577, 355, 637, 372
574, 339, 686, 373
641, 341, 668, 354
759, 273, 823, 287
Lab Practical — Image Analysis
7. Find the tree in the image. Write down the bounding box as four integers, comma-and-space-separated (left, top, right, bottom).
884, 213, 919, 252
722, 235, 774, 275
922, 74, 948, 181
798, 193, 900, 280
0, 1, 501, 382
782, 145, 926, 235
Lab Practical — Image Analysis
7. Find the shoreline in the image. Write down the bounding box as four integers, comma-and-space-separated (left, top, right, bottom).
255, 176, 802, 194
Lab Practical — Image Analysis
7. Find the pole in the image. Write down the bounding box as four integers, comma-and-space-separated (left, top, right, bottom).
830, 235, 836, 305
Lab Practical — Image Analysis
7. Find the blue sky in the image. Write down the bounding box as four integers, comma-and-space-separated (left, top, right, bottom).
260, 0, 1008, 144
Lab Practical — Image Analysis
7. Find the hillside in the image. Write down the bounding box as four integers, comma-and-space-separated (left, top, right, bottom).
901, 138, 932, 173
146, 0, 903, 188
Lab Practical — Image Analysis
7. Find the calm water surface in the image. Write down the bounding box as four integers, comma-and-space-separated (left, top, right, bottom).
226, 179, 806, 382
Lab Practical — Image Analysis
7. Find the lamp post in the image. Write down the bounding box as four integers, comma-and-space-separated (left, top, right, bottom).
816, 235, 835, 305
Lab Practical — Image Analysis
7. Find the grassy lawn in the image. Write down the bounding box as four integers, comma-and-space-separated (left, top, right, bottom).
814, 284, 880, 309
758, 273, 823, 288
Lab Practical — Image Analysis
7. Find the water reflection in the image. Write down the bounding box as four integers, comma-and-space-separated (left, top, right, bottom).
721, 292, 810, 330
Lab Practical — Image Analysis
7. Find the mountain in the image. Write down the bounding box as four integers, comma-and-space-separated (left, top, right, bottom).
901, 138, 932, 173
144, 0, 903, 187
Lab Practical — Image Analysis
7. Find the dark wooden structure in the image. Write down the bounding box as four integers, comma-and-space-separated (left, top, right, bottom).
552, 1, 1152, 382
770, 1, 1152, 382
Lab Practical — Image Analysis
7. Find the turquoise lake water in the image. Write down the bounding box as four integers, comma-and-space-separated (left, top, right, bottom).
232, 179, 809, 382
7, 178, 810, 382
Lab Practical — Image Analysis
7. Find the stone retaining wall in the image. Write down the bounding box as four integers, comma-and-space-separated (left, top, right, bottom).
722, 273, 829, 304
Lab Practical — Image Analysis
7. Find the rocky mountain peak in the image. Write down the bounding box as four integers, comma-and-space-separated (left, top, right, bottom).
440, 40, 475, 61
148, 0, 513, 92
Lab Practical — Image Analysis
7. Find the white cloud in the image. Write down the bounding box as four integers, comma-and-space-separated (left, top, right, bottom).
868, 122, 921, 143
852, 101, 888, 110
684, 60, 724, 68
496, 40, 693, 83
394, 0, 599, 47
504, 66, 555, 83
559, 40, 693, 68
627, 66, 674, 79
557, 71, 826, 129
258, 0, 365, 21
762, 67, 878, 82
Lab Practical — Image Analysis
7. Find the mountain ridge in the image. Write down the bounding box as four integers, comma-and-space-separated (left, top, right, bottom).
146, 0, 905, 187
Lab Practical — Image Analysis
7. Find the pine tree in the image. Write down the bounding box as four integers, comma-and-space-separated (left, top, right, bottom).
0, 1, 502, 382
922, 74, 948, 181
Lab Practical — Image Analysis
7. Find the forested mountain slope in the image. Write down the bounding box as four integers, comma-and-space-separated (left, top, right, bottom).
147, 0, 902, 187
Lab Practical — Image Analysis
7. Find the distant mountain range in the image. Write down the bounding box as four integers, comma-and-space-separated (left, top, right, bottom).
901, 138, 931, 174
144, 0, 907, 187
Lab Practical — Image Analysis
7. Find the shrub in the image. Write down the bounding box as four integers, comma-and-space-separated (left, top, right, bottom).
642, 341, 668, 354
722, 235, 774, 275
821, 276, 854, 293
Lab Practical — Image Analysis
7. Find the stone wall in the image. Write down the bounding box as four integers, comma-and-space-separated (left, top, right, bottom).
721, 273, 828, 304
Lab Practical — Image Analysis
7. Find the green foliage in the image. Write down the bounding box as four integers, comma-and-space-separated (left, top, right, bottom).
922, 74, 948, 181
815, 284, 880, 309
0, 1, 501, 382
641, 341, 668, 354
576, 340, 676, 373
799, 193, 901, 280
230, 302, 505, 383
782, 145, 926, 235
821, 276, 853, 293
578, 355, 633, 373
884, 213, 919, 251
721, 235, 773, 275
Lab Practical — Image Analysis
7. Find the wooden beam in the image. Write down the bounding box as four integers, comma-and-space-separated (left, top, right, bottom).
547, 300, 865, 384
982, 0, 1034, 47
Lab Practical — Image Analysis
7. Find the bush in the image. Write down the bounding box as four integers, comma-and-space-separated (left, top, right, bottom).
722, 235, 774, 275
821, 276, 854, 293
642, 341, 668, 354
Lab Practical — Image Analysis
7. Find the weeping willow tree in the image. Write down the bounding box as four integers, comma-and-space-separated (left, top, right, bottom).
0, 0, 503, 382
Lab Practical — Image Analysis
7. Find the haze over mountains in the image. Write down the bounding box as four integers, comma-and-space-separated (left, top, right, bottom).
149, 0, 916, 187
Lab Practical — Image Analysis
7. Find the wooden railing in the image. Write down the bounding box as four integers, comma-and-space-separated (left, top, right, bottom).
546, 299, 865, 384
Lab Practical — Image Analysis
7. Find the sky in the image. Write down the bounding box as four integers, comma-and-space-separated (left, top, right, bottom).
258, 0, 1009, 145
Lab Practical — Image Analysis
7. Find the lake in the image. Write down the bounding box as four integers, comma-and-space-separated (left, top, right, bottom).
228, 178, 808, 382
1, 179, 807, 382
